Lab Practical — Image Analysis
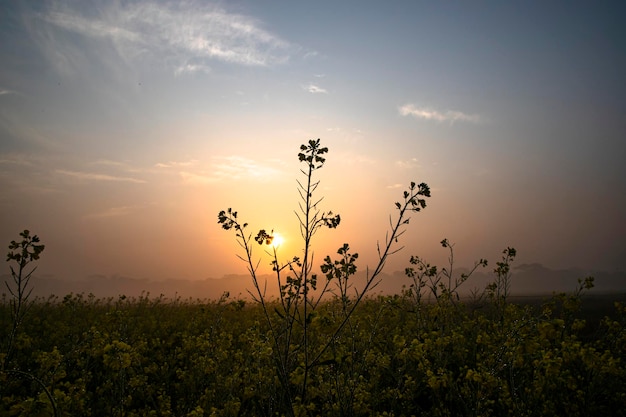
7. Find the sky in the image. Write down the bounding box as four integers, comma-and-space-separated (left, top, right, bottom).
1, 1, 625, 289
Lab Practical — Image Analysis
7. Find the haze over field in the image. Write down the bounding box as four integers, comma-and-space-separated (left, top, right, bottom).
1, 1, 625, 296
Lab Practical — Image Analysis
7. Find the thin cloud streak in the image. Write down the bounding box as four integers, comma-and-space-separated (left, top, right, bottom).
155, 160, 199, 169
90, 159, 143, 173
395, 158, 420, 169
0, 89, 20, 96
179, 156, 287, 185
55, 169, 146, 183
0, 113, 63, 150
305, 84, 328, 94
174, 64, 211, 77
91, 159, 128, 167
40, 1, 294, 75
0, 155, 34, 166
399, 104, 482, 124
179, 171, 215, 185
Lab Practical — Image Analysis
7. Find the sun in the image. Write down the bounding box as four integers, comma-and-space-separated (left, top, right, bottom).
271, 231, 285, 248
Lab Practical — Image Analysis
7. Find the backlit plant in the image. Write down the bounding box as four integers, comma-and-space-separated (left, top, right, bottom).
218, 138, 431, 415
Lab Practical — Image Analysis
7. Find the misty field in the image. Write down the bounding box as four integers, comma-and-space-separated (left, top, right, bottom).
1, 289, 625, 416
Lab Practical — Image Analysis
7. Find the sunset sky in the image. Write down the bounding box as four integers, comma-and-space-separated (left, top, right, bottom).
1, 1, 624, 287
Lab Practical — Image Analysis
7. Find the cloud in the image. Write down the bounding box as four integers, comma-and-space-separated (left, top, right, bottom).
179, 171, 215, 185
0, 112, 62, 150
91, 159, 127, 167
0, 153, 55, 188
215, 156, 285, 179
55, 169, 146, 183
89, 159, 143, 172
303, 51, 320, 60
304, 84, 328, 94
179, 156, 287, 185
174, 64, 211, 77
396, 158, 420, 169
399, 104, 482, 124
155, 160, 198, 169
0, 154, 34, 166
39, 1, 294, 76
0, 89, 20, 96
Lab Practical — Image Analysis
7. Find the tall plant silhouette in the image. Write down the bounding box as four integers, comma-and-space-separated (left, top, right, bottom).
218, 139, 430, 415
2, 230, 58, 417
3, 230, 45, 369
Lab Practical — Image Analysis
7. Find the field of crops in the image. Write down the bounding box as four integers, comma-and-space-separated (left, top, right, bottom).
1, 289, 625, 417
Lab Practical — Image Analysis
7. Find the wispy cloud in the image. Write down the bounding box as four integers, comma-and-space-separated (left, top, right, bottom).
0, 113, 62, 150
399, 104, 482, 124
213, 156, 285, 180
89, 159, 143, 173
396, 158, 420, 169
155, 160, 198, 169
0, 154, 34, 166
0, 88, 20, 96
178, 156, 287, 185
178, 171, 215, 185
174, 64, 211, 77
303, 51, 320, 60
55, 169, 146, 183
304, 84, 328, 94
39, 1, 294, 76
91, 159, 127, 167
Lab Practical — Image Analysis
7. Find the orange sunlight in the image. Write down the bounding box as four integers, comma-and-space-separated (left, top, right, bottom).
271, 231, 285, 248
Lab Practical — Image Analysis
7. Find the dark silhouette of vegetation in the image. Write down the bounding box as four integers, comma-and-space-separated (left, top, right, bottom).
218, 139, 431, 415
2, 230, 58, 417
3, 230, 45, 369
